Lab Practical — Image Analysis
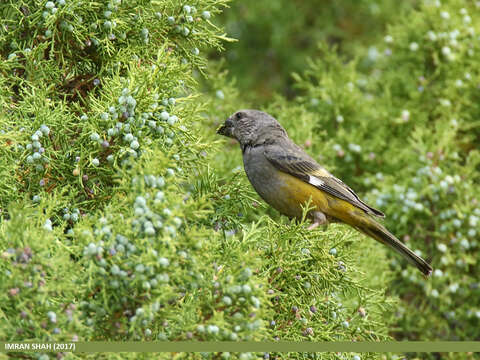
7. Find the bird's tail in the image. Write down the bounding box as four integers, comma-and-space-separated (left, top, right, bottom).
356, 217, 432, 276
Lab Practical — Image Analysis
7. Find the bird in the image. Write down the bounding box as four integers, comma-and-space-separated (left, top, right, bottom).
217, 109, 432, 276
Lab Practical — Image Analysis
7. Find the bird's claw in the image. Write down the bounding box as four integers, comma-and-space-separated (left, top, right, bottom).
307, 211, 328, 230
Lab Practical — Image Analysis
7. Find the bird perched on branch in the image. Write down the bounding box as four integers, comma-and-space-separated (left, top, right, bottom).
217, 109, 432, 276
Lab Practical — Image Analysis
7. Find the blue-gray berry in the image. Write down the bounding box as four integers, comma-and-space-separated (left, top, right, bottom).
130, 140, 140, 150
158, 257, 169, 267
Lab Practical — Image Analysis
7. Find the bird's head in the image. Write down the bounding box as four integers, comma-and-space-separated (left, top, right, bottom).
217, 109, 285, 146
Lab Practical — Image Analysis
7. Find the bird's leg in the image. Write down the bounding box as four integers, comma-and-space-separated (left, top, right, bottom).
307, 211, 328, 230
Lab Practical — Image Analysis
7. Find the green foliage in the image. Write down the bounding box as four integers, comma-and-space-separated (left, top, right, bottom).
0, 0, 228, 209
0, 205, 89, 342
370, 1, 480, 342
5, 0, 479, 357
217, 0, 415, 102
0, 0, 397, 359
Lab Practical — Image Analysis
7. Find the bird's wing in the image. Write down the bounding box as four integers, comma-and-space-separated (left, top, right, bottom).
263, 142, 385, 217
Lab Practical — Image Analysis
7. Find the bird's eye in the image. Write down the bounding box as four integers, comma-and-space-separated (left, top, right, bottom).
235, 112, 245, 120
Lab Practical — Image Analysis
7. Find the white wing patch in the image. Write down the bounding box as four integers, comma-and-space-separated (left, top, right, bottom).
308, 175, 324, 187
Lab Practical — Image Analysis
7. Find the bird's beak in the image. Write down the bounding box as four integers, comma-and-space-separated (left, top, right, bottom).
217, 118, 234, 138
216, 124, 228, 136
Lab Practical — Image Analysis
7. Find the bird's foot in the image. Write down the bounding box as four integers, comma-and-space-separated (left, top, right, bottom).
307, 211, 328, 230
307, 222, 320, 230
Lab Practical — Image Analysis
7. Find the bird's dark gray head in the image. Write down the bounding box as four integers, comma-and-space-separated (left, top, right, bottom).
217, 109, 286, 146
